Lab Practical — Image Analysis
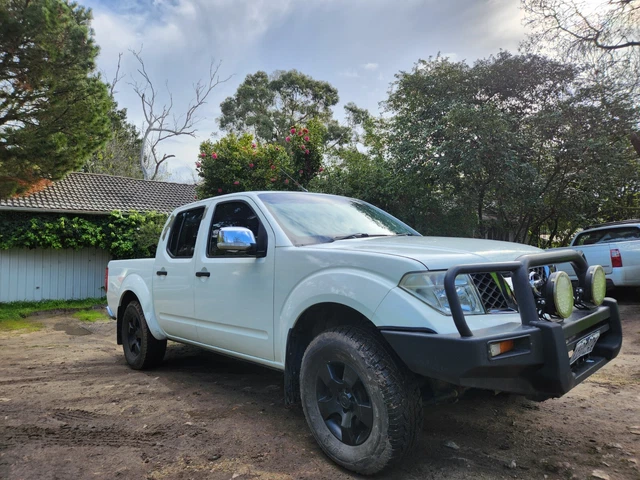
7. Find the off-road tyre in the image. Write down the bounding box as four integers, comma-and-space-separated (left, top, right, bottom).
300, 325, 423, 475
121, 301, 166, 370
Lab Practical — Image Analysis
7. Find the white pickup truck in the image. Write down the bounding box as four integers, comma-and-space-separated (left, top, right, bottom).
106, 192, 622, 474
554, 220, 640, 288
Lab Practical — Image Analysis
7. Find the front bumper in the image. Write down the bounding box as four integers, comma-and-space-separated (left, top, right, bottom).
381, 250, 623, 399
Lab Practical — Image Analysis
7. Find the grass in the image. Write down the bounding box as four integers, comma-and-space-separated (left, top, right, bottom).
72, 309, 108, 322
0, 298, 106, 332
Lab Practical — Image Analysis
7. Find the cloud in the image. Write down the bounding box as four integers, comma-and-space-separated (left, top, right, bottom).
339, 69, 360, 78
362, 62, 379, 70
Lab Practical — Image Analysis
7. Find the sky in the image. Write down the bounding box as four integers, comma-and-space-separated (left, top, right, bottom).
85, 0, 528, 182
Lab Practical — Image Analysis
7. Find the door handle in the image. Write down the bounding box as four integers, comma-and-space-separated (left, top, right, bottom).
195, 271, 210, 278
156, 270, 168, 276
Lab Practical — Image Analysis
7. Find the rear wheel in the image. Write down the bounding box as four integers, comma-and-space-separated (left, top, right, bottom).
300, 326, 422, 475
121, 301, 166, 369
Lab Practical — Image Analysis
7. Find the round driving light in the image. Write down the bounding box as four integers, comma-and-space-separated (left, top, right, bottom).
585, 265, 606, 306
545, 271, 574, 319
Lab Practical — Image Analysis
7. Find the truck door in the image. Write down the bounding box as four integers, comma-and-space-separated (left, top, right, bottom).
153, 206, 205, 341
194, 198, 275, 361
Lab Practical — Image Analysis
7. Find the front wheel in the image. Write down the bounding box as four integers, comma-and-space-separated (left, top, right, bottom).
300, 326, 423, 475
121, 301, 166, 369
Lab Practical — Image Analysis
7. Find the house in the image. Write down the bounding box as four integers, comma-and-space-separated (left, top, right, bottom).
0, 173, 196, 303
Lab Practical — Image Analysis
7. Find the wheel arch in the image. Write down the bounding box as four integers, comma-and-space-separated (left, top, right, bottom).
284, 301, 381, 405
116, 279, 166, 344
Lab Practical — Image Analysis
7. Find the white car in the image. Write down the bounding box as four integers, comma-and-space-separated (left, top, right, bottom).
106, 192, 621, 474
554, 220, 640, 288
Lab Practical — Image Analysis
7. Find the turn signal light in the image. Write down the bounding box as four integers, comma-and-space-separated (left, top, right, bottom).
489, 339, 514, 358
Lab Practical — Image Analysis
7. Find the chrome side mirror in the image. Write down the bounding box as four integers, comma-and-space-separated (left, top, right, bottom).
217, 227, 256, 251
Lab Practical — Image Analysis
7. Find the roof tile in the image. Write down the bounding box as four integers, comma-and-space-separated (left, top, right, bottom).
0, 173, 197, 214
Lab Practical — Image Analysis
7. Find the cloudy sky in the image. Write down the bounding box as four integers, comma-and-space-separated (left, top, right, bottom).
85, 0, 528, 182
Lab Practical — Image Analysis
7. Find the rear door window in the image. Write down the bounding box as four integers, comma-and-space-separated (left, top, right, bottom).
167, 207, 205, 258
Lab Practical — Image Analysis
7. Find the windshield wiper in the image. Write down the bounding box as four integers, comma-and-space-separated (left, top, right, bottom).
394, 233, 416, 236
333, 233, 390, 241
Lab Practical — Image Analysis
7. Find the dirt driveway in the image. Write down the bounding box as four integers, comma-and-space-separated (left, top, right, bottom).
1, 294, 639, 480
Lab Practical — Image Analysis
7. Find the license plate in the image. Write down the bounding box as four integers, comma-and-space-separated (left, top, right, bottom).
570, 331, 600, 364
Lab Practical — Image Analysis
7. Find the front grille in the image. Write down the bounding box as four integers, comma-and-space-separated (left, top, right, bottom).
471, 265, 555, 314
471, 273, 511, 312
529, 266, 549, 282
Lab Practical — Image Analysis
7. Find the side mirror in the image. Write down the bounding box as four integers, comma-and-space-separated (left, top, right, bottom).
217, 226, 256, 252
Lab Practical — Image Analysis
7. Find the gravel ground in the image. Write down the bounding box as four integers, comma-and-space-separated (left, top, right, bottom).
0, 291, 638, 480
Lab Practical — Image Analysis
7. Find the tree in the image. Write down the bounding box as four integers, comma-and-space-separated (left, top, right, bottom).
196, 121, 325, 199
0, 0, 112, 198
83, 53, 144, 178
82, 104, 145, 178
522, 1, 640, 99
218, 70, 350, 149
130, 49, 229, 180
384, 52, 639, 243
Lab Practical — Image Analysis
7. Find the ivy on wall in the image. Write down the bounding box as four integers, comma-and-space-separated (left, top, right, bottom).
0, 211, 168, 259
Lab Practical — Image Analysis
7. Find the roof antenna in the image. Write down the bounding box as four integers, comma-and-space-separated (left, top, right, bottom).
278, 167, 308, 192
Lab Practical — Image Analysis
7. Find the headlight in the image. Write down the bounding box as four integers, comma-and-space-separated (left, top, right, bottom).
544, 271, 574, 318
585, 265, 606, 306
400, 271, 484, 315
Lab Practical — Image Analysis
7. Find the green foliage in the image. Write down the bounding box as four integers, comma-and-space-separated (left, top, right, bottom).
0, 211, 167, 259
0, 0, 112, 197
382, 52, 640, 243
197, 121, 325, 198
218, 69, 349, 148
83, 104, 145, 178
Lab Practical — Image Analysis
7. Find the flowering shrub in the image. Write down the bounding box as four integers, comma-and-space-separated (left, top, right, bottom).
196, 120, 325, 199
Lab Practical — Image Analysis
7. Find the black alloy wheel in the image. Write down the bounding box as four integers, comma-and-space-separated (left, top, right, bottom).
316, 361, 373, 446
121, 300, 166, 370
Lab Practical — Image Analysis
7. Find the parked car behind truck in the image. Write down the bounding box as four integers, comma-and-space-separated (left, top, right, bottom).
553, 220, 640, 288
106, 192, 622, 474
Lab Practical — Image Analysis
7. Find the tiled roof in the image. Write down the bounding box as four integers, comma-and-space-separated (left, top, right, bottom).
0, 173, 197, 214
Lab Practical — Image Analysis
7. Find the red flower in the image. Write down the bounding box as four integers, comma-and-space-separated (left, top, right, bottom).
275, 146, 280, 151
249, 163, 254, 168
285, 136, 291, 142
305, 149, 310, 155
290, 127, 296, 134
304, 136, 310, 142
234, 181, 240, 185
298, 130, 303, 136
271, 177, 276, 182
284, 179, 289, 185
212, 152, 218, 159
200, 153, 206, 158
271, 164, 276, 170
195, 162, 201, 168
252, 143, 256, 149
218, 188, 223, 193
302, 128, 308, 134
300, 145, 305, 150
319, 167, 324, 172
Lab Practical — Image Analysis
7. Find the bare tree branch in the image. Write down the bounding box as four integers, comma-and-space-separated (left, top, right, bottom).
108, 53, 124, 97
128, 48, 231, 180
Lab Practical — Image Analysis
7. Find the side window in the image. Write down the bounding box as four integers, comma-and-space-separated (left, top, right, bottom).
208, 201, 262, 257
167, 207, 205, 258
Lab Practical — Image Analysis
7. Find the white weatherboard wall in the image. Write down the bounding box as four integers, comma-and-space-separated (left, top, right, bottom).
0, 248, 111, 302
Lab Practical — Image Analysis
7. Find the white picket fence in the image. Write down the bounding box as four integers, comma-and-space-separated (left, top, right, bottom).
0, 248, 111, 303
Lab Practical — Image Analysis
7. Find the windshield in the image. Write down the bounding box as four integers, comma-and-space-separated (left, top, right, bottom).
258, 192, 419, 246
